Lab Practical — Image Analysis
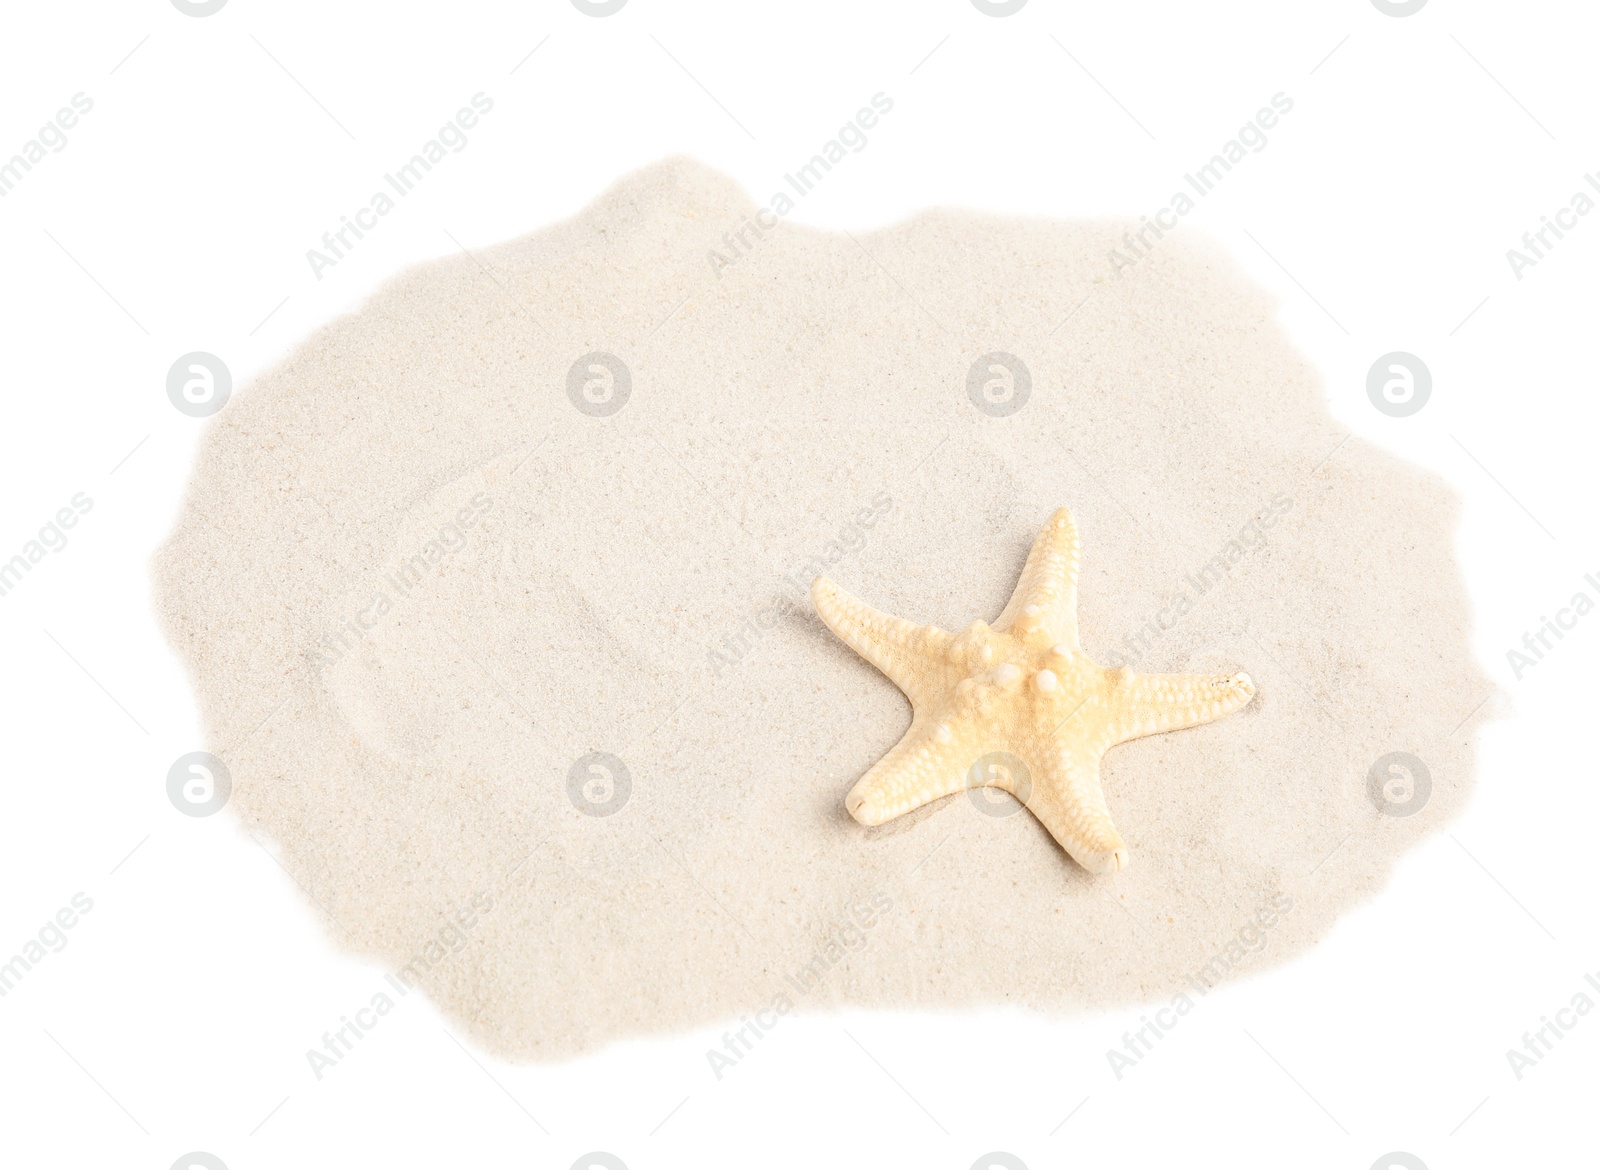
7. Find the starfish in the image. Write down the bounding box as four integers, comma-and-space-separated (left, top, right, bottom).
811, 506, 1255, 874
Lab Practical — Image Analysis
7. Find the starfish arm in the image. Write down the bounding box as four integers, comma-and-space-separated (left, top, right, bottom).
1105, 670, 1256, 746
812, 576, 952, 704
843, 717, 972, 825
994, 507, 1081, 646
1023, 746, 1128, 873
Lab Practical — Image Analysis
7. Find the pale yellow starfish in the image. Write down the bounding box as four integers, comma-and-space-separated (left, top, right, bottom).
812, 506, 1255, 874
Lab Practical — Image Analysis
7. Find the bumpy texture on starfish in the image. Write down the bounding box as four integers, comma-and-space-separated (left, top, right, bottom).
812, 507, 1255, 874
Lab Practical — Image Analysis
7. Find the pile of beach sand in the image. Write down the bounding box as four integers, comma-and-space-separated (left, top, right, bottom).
154, 158, 1489, 1059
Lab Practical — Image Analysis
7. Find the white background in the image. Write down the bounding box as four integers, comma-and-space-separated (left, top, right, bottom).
1, 1, 1596, 1167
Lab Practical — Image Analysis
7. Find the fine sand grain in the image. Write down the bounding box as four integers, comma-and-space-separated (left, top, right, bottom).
154, 158, 1491, 1060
